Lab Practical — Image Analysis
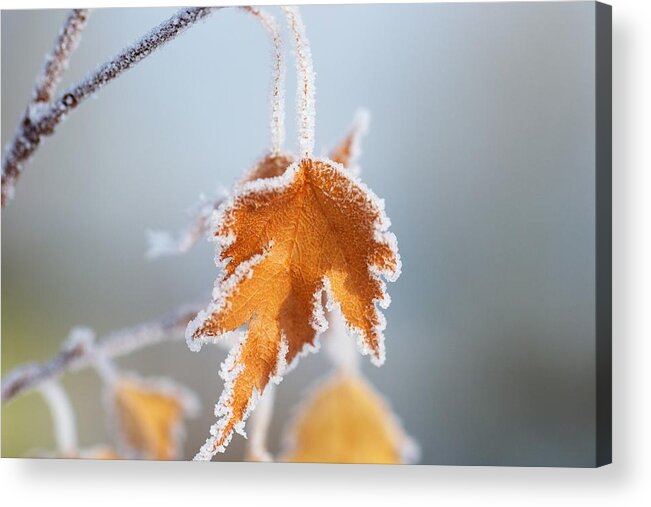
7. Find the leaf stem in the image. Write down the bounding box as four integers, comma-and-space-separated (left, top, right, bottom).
241, 6, 286, 155
282, 6, 316, 159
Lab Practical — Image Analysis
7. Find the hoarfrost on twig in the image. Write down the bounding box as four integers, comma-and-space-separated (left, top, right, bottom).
33, 9, 90, 105
146, 192, 226, 259
1, 304, 203, 404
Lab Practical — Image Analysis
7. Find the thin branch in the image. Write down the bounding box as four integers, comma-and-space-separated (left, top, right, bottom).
33, 9, 91, 105
146, 194, 225, 258
1, 304, 202, 404
1, 7, 219, 207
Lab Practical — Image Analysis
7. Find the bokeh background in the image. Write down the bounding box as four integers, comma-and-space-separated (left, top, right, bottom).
2, 3, 597, 466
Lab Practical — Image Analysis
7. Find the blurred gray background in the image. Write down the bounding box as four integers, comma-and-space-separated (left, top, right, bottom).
2, 3, 596, 466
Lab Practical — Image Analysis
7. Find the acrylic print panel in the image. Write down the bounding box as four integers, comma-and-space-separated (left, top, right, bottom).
1, 2, 611, 467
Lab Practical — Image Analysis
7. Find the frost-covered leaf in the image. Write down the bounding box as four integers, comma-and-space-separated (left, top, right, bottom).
188, 157, 400, 459
282, 373, 417, 464
107, 375, 199, 460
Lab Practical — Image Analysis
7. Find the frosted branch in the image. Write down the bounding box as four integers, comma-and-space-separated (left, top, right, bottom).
282, 6, 316, 158
1, 304, 202, 404
241, 6, 286, 154
1, 7, 218, 207
33, 9, 90, 104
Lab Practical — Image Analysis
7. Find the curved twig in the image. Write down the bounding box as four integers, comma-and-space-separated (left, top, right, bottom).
281, 6, 316, 158
241, 6, 286, 155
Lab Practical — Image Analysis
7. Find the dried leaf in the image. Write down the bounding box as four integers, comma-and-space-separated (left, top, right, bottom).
108, 375, 199, 460
188, 157, 400, 458
282, 373, 417, 464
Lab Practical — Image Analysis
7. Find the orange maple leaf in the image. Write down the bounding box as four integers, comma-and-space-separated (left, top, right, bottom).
188, 157, 400, 458
281, 372, 417, 464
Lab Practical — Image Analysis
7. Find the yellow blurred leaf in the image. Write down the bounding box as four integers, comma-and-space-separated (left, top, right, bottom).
282, 373, 417, 464
110, 376, 198, 460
